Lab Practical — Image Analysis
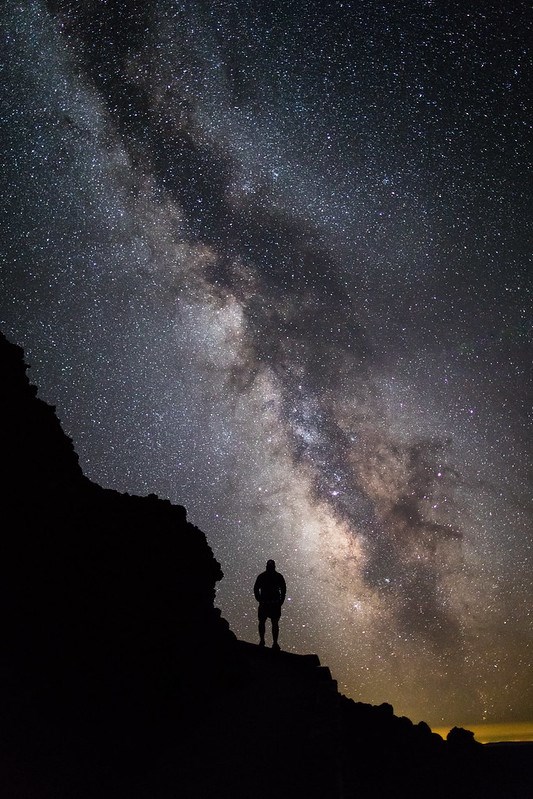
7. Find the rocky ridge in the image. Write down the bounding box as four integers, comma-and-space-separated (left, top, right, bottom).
1, 331, 530, 798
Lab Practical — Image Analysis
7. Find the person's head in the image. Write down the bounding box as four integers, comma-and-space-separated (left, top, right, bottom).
266, 559, 276, 572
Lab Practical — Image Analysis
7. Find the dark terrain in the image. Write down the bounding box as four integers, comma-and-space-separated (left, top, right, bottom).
1, 331, 531, 798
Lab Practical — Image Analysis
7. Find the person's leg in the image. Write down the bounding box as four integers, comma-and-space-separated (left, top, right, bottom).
271, 606, 281, 650
272, 618, 279, 647
258, 605, 267, 646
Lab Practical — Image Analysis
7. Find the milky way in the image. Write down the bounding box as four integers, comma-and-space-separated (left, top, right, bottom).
1, 0, 531, 729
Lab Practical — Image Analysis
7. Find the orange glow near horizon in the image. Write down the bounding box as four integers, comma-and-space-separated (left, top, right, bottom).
432, 721, 533, 744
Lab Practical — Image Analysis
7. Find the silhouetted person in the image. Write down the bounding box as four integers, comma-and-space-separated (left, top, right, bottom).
254, 560, 286, 650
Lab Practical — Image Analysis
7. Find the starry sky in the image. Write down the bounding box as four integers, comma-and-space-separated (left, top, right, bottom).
1, 0, 531, 734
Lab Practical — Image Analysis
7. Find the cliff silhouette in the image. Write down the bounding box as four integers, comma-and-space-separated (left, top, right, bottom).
0, 331, 530, 798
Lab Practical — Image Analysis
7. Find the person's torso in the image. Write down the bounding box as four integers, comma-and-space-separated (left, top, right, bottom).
258, 572, 284, 603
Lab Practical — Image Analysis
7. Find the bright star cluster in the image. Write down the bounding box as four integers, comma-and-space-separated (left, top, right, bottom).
1, 0, 531, 731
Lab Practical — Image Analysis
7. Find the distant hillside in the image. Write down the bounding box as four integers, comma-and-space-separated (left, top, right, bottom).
1, 331, 530, 798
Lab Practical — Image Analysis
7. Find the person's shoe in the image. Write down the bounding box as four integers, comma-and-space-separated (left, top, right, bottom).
259, 640, 265, 647
272, 642, 281, 652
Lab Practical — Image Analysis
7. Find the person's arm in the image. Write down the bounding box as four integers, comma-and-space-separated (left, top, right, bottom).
254, 575, 262, 602
279, 575, 286, 604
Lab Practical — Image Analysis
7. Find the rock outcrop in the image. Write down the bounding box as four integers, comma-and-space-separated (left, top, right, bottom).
0, 332, 239, 795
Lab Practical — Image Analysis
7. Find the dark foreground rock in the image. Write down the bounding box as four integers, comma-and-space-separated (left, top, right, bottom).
0, 331, 531, 798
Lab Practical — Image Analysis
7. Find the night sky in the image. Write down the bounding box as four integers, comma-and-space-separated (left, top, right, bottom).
1, 1, 531, 735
